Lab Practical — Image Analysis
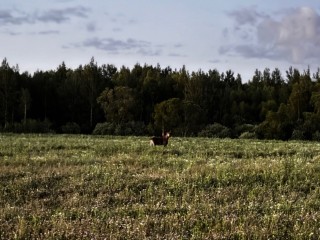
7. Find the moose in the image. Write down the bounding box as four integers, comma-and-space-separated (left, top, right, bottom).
150, 131, 171, 147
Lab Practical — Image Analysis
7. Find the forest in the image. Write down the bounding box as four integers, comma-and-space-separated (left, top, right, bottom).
1, 57, 320, 140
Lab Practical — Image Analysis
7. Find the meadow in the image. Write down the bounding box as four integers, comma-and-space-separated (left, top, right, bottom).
1, 134, 320, 239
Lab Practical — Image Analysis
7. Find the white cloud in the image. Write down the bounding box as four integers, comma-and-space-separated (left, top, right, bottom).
222, 7, 320, 64
228, 7, 268, 26
82, 37, 161, 56
35, 6, 90, 23
86, 22, 96, 32
0, 10, 30, 25
0, 6, 90, 26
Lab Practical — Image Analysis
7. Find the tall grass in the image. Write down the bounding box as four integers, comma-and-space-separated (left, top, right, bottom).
1, 134, 320, 239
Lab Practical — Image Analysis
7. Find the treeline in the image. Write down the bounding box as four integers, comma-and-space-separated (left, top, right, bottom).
1, 57, 320, 140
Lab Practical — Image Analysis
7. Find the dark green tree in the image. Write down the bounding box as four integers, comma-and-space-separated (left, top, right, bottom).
257, 103, 293, 140
311, 82, 320, 114
97, 86, 139, 124
0, 58, 17, 128
180, 100, 204, 136
288, 72, 312, 121
81, 58, 106, 131
153, 98, 183, 133
20, 88, 31, 125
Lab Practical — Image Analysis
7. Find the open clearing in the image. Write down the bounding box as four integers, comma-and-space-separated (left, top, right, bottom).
1, 134, 320, 239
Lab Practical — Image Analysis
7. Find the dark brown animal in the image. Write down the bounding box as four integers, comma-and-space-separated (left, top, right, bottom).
150, 132, 171, 146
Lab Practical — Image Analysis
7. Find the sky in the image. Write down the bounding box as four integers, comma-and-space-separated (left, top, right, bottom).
1, 0, 320, 81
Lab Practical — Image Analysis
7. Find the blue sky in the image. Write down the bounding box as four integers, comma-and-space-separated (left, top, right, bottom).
1, 0, 320, 81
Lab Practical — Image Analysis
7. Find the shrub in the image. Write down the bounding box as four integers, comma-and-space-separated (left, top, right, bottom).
239, 131, 257, 139
198, 123, 232, 138
218, 128, 232, 138
92, 122, 115, 135
114, 124, 123, 135
93, 121, 146, 136
61, 122, 81, 134
312, 131, 320, 141
126, 121, 146, 135
291, 129, 305, 140
3, 119, 53, 133
235, 124, 256, 137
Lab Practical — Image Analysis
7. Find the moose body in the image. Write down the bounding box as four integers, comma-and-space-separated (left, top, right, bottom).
150, 132, 171, 147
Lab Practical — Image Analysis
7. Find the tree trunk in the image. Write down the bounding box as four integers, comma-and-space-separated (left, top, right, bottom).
4, 98, 8, 129
24, 102, 27, 125
90, 104, 93, 128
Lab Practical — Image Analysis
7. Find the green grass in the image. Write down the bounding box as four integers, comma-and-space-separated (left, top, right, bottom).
1, 134, 320, 239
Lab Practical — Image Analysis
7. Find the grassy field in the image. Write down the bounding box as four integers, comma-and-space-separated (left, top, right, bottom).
1, 134, 320, 239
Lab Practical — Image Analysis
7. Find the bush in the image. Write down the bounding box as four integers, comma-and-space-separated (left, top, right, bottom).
219, 128, 232, 138
92, 122, 116, 135
239, 131, 257, 139
61, 122, 81, 134
4, 119, 53, 133
114, 124, 123, 135
312, 131, 320, 141
198, 123, 232, 138
291, 130, 305, 140
235, 124, 256, 137
126, 121, 146, 135
93, 121, 146, 136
